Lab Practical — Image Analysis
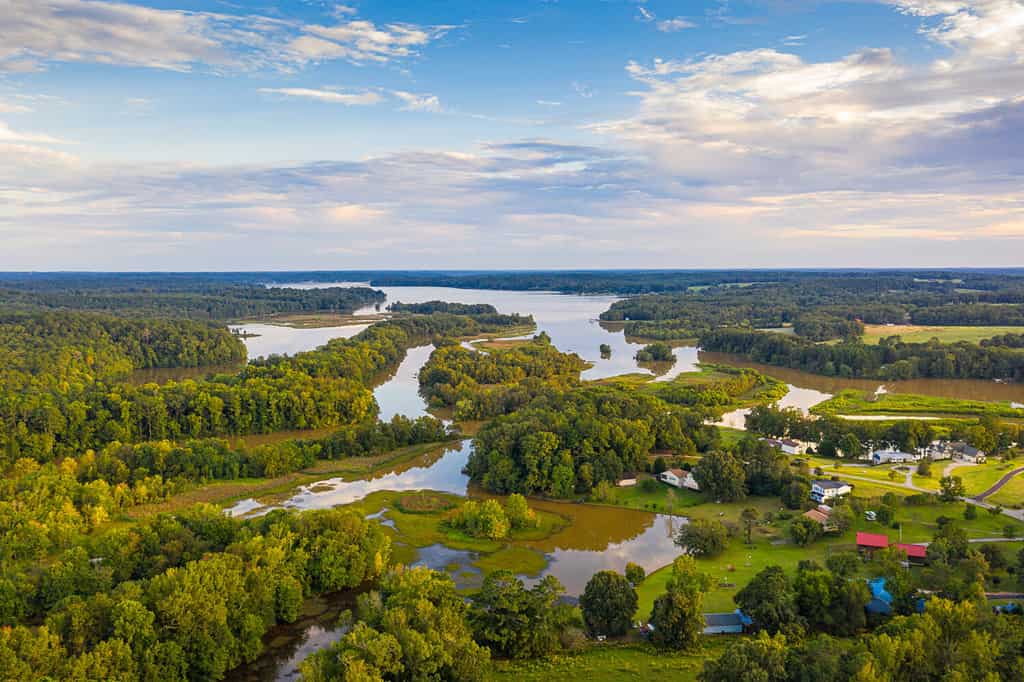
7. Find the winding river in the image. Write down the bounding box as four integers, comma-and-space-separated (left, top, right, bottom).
220, 283, 1024, 680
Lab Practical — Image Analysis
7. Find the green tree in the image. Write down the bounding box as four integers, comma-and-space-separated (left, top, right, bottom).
469, 571, 569, 660
676, 519, 729, 557
579, 571, 637, 637
789, 516, 822, 546
303, 566, 489, 682
625, 562, 646, 587
698, 632, 789, 682
649, 556, 712, 650
781, 480, 810, 510
692, 451, 747, 502
939, 475, 966, 502
740, 508, 759, 544
734, 566, 798, 635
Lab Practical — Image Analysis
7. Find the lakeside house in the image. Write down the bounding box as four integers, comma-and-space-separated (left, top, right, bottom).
802, 504, 838, 532
760, 437, 809, 455
659, 468, 700, 491
871, 448, 919, 465
702, 610, 753, 635
810, 479, 852, 503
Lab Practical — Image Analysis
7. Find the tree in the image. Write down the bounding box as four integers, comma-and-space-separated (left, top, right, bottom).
302, 566, 489, 682
825, 552, 860, 579
579, 571, 637, 637
469, 571, 569, 659
734, 566, 798, 635
741, 508, 759, 544
649, 556, 712, 650
939, 475, 965, 502
653, 457, 668, 475
698, 632, 789, 682
781, 480, 810, 509
676, 519, 729, 557
789, 516, 822, 546
692, 451, 747, 502
839, 433, 863, 459
504, 493, 538, 529
963, 504, 978, 520
625, 562, 646, 587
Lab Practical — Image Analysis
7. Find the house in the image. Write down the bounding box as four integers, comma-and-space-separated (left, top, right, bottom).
703, 609, 752, 635
617, 473, 638, 487
956, 444, 987, 463
802, 505, 838, 532
810, 479, 852, 503
895, 543, 928, 565
856, 531, 890, 555
760, 437, 808, 455
871, 449, 918, 465
659, 468, 699, 491
927, 441, 986, 463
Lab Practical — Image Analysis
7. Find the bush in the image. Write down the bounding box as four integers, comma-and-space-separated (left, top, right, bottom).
639, 477, 660, 493
625, 562, 646, 587
963, 504, 978, 520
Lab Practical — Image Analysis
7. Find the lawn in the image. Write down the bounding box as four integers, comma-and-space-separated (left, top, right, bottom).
489, 640, 731, 682
861, 324, 1024, 345
989, 472, 1024, 508
957, 461, 1023, 497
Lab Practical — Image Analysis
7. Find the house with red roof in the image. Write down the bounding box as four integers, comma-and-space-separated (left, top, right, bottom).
855, 532, 929, 565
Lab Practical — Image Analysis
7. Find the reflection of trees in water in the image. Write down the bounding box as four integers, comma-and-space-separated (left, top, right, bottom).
226, 591, 359, 682
519, 499, 666, 552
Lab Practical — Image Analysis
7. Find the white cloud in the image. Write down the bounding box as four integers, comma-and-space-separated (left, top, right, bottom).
637, 7, 655, 22
286, 19, 453, 65
391, 90, 442, 112
657, 18, 696, 32
0, 120, 67, 144
0, 0, 452, 72
259, 87, 383, 105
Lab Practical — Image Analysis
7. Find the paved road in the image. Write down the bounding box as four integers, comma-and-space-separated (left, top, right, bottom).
973, 466, 1024, 502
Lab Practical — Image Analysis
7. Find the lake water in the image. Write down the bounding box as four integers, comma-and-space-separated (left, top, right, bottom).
228, 322, 370, 360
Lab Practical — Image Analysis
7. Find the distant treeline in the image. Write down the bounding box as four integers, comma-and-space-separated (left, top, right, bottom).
388, 300, 498, 315
700, 328, 1024, 381
0, 274, 384, 320
599, 274, 1024, 342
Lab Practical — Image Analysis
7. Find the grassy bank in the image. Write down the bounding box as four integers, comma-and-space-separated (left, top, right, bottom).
812, 389, 1024, 420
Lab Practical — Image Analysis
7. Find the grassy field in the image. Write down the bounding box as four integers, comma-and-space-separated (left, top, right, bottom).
490, 640, 731, 681
811, 390, 1024, 420
957, 461, 1023, 497
861, 324, 1024, 345
989, 473, 1024, 508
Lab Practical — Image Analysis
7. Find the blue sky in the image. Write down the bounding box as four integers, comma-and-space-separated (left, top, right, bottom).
1, 0, 1022, 269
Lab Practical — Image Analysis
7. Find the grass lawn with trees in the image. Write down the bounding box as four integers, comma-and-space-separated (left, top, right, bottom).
861, 324, 1024, 345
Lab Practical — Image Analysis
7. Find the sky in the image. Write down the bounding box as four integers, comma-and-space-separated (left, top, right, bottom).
1, 0, 1022, 270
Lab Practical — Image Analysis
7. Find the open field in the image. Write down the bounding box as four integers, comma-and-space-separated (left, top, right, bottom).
490, 640, 731, 681
989, 474, 1024, 508
862, 324, 1024, 345
958, 461, 1024, 497
812, 390, 1024, 420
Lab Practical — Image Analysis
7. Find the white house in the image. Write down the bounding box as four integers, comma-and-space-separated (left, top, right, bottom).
955, 443, 987, 463
810, 479, 852, 503
871, 449, 919, 465
924, 440, 986, 463
760, 437, 808, 455
659, 468, 700, 491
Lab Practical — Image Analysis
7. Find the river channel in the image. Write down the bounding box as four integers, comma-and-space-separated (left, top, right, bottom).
218, 283, 1023, 679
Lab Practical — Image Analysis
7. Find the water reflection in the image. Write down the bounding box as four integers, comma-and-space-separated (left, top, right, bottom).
372, 344, 434, 422
229, 322, 369, 360
224, 440, 471, 517
275, 282, 699, 381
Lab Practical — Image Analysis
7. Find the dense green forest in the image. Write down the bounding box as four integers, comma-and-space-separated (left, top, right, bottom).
700, 328, 1024, 381
387, 300, 498, 315
0, 312, 526, 462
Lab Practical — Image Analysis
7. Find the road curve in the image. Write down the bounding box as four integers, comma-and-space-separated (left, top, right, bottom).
973, 466, 1024, 502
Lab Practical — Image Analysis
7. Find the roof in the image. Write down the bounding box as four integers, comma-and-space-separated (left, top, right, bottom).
856, 532, 890, 549
667, 468, 686, 477
813, 479, 850, 490
803, 508, 831, 525
780, 439, 800, 446
704, 612, 743, 627
868, 577, 893, 604
896, 543, 927, 559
